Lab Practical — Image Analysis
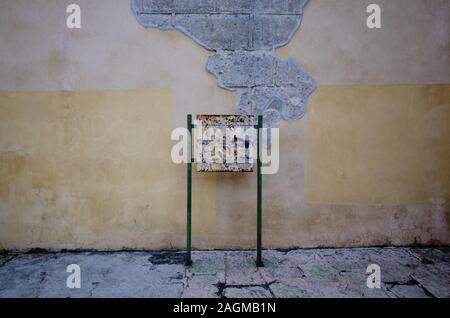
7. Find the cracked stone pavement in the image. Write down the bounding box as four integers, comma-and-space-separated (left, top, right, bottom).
0, 247, 449, 298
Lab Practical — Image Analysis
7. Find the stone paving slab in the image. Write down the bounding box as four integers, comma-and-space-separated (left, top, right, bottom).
224, 286, 272, 298
0, 247, 448, 298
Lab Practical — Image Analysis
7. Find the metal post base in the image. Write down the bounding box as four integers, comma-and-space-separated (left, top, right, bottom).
256, 115, 263, 268
186, 114, 193, 268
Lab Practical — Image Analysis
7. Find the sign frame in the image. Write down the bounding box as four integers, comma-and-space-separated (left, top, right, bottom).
185, 114, 264, 267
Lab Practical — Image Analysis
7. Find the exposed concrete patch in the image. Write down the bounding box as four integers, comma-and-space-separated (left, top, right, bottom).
269, 282, 310, 298
188, 251, 226, 276
223, 285, 273, 298
183, 274, 220, 298
388, 283, 431, 298
206, 51, 315, 125
384, 277, 436, 298
225, 251, 265, 285
131, 0, 316, 126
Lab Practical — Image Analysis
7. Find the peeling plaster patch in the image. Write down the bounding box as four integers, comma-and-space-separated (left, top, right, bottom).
131, 0, 316, 126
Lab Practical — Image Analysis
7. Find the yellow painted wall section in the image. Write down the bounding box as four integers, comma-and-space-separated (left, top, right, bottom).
1, 85, 448, 250
306, 85, 450, 205
0, 90, 217, 250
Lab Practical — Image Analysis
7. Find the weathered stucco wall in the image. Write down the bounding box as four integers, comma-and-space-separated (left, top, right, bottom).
0, 0, 449, 250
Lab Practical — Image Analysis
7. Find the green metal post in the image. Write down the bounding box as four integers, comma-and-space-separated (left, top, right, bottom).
186, 114, 193, 266
256, 115, 263, 267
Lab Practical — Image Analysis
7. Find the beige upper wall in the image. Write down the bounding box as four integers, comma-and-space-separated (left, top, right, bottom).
0, 0, 449, 93
280, 0, 450, 84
